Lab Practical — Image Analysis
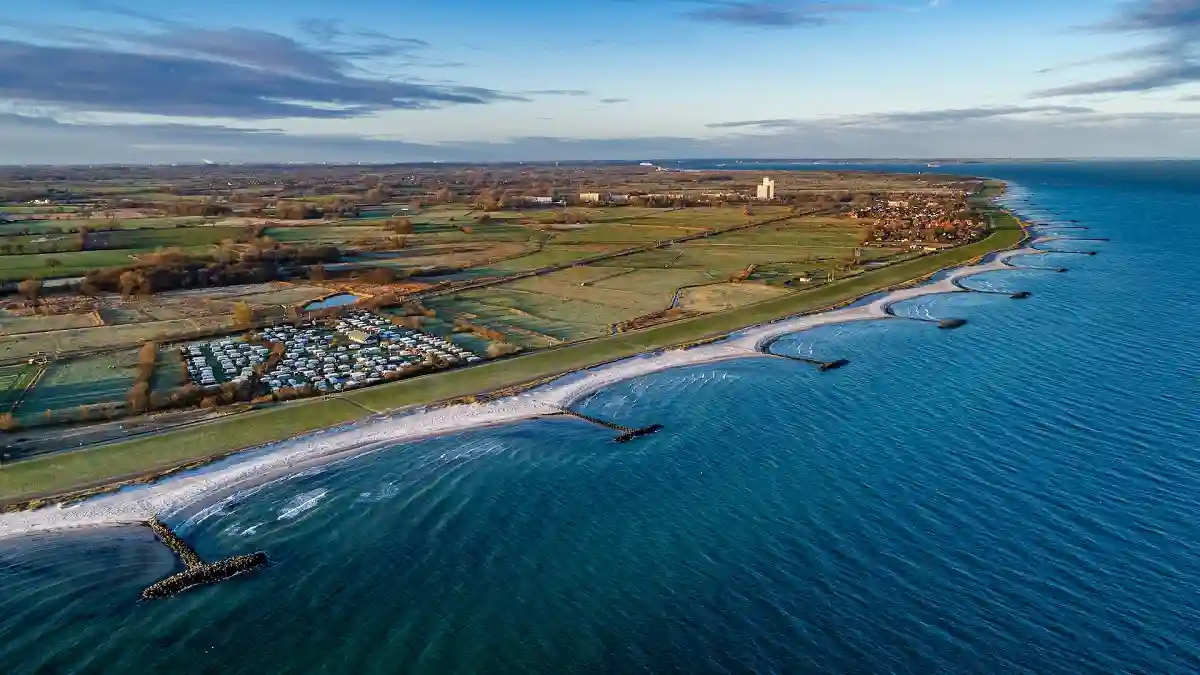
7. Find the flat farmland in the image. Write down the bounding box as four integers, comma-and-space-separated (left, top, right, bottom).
698, 216, 865, 247
16, 352, 137, 418
589, 268, 717, 294
266, 225, 395, 244
358, 242, 530, 271
0, 313, 100, 335
0, 363, 37, 411
86, 226, 242, 249
412, 223, 534, 242
676, 282, 792, 312
533, 266, 632, 285
486, 245, 629, 273
229, 285, 333, 307
0, 316, 230, 362
546, 222, 699, 245
506, 275, 672, 313
0, 249, 142, 281
427, 289, 620, 345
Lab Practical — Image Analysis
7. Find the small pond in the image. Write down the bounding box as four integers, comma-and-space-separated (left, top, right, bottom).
303, 293, 360, 310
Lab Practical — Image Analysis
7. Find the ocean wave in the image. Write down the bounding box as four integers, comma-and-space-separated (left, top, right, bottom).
277, 489, 329, 521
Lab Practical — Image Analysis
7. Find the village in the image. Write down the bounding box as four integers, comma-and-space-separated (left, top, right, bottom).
850, 191, 986, 249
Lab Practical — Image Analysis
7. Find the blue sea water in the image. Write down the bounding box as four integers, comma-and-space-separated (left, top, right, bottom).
3, 162, 1199, 674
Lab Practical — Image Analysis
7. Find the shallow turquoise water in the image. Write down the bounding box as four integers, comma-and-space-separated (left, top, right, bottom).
2, 162, 1199, 674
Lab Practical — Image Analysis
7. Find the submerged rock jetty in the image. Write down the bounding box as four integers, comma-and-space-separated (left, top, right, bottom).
771, 354, 851, 371
141, 517, 267, 599
554, 409, 664, 443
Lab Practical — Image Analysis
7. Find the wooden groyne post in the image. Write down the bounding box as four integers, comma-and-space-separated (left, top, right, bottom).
552, 409, 664, 443
142, 517, 267, 599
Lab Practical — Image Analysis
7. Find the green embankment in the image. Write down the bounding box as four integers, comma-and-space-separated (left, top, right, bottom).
0, 399, 367, 501
0, 211, 1023, 503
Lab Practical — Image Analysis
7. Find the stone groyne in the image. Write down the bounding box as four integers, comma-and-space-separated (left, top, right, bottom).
147, 517, 203, 569
769, 354, 851, 371
142, 517, 267, 599
949, 278, 1032, 300
554, 409, 664, 443
142, 553, 268, 599
937, 318, 968, 330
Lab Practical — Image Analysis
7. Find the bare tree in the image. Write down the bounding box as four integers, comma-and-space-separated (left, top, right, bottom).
17, 278, 42, 304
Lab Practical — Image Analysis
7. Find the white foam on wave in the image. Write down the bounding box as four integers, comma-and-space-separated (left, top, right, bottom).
277, 489, 329, 521
357, 482, 400, 504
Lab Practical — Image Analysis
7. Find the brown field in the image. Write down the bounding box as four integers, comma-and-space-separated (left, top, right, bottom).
676, 282, 792, 312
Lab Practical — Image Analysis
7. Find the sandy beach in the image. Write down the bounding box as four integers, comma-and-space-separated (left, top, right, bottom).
0, 232, 1055, 540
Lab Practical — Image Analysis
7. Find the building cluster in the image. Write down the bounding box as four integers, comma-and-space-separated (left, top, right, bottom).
185, 340, 268, 387
260, 312, 481, 394
578, 192, 632, 204
853, 193, 984, 247
183, 310, 481, 395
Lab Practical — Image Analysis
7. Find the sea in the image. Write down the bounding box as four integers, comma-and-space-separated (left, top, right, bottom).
2, 161, 1198, 674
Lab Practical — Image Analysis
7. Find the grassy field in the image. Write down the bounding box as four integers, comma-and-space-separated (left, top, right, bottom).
676, 282, 792, 312
0, 363, 37, 411
266, 225, 396, 244
546, 223, 700, 245
0, 398, 368, 500
16, 353, 136, 419
0, 249, 146, 281
485, 245, 629, 273
88, 226, 242, 249
0, 313, 100, 335
0, 209, 1024, 503
0, 316, 231, 361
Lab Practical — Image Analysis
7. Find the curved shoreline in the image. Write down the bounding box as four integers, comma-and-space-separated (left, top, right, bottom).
0, 197, 1064, 540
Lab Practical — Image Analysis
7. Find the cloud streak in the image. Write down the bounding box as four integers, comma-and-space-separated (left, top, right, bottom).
1034, 0, 1200, 97
683, 1, 882, 27
708, 105, 1097, 129
3, 106, 1198, 164
0, 38, 520, 119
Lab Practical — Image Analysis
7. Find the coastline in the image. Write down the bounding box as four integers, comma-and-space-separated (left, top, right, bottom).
0, 185, 1059, 532
0, 204, 1054, 539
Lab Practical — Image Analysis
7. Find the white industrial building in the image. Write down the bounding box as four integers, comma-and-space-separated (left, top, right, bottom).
756, 177, 776, 200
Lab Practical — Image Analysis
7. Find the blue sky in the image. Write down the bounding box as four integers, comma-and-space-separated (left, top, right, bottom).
2, 0, 1199, 162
